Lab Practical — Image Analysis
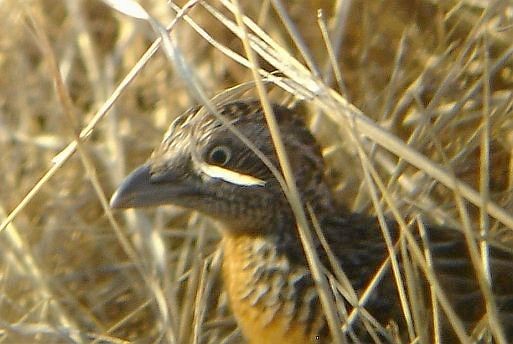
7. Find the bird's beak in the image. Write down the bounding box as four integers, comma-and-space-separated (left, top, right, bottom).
110, 164, 198, 209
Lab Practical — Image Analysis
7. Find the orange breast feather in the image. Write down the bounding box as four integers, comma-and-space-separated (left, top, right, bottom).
222, 235, 323, 344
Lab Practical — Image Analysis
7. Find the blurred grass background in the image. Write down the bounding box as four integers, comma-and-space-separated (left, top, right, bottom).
1, 0, 513, 342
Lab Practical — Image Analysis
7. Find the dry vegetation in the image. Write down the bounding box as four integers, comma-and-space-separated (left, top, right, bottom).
1, 0, 513, 343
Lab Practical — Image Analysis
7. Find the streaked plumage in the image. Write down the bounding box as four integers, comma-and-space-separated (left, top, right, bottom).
110, 100, 513, 343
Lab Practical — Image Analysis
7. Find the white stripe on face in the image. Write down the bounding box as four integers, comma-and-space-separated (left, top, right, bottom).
198, 162, 266, 187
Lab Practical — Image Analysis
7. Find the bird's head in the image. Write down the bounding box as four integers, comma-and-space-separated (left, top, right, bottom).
110, 100, 333, 235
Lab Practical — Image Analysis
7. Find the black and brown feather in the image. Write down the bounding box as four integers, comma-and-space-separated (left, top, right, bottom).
111, 100, 513, 343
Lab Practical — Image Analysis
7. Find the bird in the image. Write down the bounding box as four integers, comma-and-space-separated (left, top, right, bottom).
110, 99, 513, 343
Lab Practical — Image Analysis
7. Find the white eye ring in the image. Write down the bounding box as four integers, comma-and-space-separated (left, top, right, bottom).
208, 145, 232, 166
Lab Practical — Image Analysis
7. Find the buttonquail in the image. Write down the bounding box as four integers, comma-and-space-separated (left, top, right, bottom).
110, 100, 513, 343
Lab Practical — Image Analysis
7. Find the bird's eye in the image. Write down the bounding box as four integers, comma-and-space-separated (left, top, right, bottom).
208, 145, 232, 166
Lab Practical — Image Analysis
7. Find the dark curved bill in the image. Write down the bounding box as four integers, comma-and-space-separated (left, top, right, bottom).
110, 164, 197, 209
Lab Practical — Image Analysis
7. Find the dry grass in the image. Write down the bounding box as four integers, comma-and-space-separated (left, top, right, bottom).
1, 0, 513, 343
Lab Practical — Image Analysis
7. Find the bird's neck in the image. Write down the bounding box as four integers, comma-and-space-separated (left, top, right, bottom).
219, 179, 340, 264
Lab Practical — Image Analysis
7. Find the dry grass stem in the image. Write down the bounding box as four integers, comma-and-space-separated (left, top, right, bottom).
1, 0, 513, 342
